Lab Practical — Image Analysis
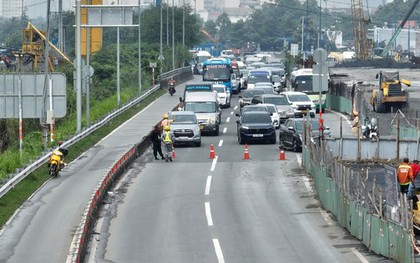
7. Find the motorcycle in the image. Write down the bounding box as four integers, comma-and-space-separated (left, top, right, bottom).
49, 150, 63, 177
48, 147, 68, 177
362, 117, 378, 140
168, 83, 176, 96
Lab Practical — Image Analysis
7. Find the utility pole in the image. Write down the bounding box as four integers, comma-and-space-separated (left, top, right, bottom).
138, 0, 142, 94
58, 0, 64, 51
182, 0, 185, 48
159, 1, 164, 73
172, 0, 175, 70
76, 0, 82, 132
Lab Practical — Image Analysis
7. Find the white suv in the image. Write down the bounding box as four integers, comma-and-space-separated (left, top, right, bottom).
279, 91, 316, 118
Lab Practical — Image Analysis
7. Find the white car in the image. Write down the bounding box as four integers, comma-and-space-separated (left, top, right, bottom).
260, 103, 280, 128
279, 91, 316, 118
213, 84, 231, 108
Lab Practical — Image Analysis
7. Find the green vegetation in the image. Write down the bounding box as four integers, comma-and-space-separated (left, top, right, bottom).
0, 88, 165, 227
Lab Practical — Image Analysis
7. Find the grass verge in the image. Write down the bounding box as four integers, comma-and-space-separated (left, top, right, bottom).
0, 88, 166, 227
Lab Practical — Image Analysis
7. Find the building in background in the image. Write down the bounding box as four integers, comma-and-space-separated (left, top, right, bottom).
1, 0, 23, 18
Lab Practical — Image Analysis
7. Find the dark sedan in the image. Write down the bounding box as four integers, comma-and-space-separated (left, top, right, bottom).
279, 118, 330, 152
236, 111, 276, 144
238, 89, 265, 108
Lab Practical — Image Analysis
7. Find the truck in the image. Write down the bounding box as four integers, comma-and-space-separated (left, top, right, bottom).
370, 71, 412, 113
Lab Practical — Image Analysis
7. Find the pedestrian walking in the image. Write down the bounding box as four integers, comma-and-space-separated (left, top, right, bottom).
149, 125, 165, 160
397, 158, 414, 195
408, 160, 420, 197
161, 125, 175, 162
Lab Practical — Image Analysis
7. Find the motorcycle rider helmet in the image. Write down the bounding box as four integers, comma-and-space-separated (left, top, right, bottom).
163, 113, 169, 119
164, 125, 170, 131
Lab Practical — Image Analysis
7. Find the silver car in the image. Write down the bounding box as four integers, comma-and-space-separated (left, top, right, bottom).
169, 111, 202, 147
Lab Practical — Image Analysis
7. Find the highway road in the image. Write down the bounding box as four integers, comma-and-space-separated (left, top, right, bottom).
0, 75, 393, 263
84, 85, 393, 263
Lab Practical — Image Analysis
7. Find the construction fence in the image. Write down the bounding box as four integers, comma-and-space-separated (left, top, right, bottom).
303, 129, 414, 262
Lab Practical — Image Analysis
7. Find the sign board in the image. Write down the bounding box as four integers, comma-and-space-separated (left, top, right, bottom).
290, 44, 299, 57
313, 48, 327, 63
149, 62, 157, 68
0, 73, 67, 118
88, 6, 133, 26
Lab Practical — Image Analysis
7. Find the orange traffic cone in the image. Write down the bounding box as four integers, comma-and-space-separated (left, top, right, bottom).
278, 149, 285, 160
243, 144, 250, 159
209, 144, 215, 159
172, 148, 176, 159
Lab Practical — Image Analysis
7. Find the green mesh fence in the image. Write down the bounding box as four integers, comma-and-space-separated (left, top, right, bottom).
302, 145, 413, 263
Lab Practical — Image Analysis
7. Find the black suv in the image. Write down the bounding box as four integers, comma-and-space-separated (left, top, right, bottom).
236, 111, 276, 144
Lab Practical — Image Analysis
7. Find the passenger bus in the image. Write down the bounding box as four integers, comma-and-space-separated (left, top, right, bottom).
230, 60, 241, 92
192, 50, 212, 75
289, 68, 327, 113
202, 58, 236, 93
246, 69, 272, 89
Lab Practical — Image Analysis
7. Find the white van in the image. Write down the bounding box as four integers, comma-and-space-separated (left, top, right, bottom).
184, 92, 221, 136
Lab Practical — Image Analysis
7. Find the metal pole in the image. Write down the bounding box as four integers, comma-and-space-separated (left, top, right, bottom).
138, 0, 142, 94
166, 2, 169, 46
117, 26, 120, 107
58, 0, 63, 51
318, 0, 321, 48
18, 76, 23, 156
76, 0, 82, 132
172, 0, 175, 70
301, 16, 304, 63
182, 0, 185, 47
408, 25, 410, 55
86, 0, 91, 126
160, 2, 163, 73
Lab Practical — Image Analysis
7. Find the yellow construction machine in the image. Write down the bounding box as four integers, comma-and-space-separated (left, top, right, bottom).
370, 71, 412, 113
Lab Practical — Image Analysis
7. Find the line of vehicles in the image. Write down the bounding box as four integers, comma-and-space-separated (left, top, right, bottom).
168, 55, 330, 151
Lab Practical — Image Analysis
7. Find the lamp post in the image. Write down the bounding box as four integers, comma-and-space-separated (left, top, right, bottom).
172, 0, 175, 70
159, 0, 164, 73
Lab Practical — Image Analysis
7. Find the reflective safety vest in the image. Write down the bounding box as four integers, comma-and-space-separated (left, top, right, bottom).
397, 163, 413, 185
163, 131, 172, 143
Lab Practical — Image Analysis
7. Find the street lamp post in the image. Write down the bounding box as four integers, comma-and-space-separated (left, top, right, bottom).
172, 0, 175, 70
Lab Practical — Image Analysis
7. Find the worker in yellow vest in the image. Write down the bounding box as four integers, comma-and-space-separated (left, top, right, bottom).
161, 126, 175, 162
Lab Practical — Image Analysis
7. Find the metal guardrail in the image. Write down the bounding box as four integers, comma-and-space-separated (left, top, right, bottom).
0, 85, 160, 199
0, 66, 193, 199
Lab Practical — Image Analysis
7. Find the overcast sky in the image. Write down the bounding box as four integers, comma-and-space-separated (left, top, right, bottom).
26, 0, 73, 19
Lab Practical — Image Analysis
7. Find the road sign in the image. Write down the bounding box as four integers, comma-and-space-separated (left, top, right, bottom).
0, 73, 67, 118
290, 44, 299, 57
88, 6, 133, 26
313, 48, 327, 63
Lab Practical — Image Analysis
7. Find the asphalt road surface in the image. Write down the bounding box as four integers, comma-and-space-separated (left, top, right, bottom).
0, 75, 394, 263
85, 84, 393, 263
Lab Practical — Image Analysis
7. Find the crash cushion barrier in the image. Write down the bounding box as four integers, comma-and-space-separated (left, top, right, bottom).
302, 147, 412, 263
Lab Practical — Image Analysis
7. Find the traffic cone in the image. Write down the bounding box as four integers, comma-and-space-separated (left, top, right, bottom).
243, 144, 250, 159
172, 148, 176, 159
278, 149, 285, 160
209, 144, 215, 159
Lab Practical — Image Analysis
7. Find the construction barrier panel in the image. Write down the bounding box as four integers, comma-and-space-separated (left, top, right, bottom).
302, 147, 413, 263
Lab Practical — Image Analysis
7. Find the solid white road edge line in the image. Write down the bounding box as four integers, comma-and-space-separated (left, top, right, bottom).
210, 156, 218, 172
223, 127, 227, 134
218, 140, 223, 147
205, 176, 212, 196
213, 239, 225, 263
226, 117, 230, 123
351, 248, 370, 263
234, 105, 238, 110
205, 202, 213, 226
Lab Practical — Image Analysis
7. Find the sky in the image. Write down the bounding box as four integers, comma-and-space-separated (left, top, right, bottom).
26, 0, 73, 19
